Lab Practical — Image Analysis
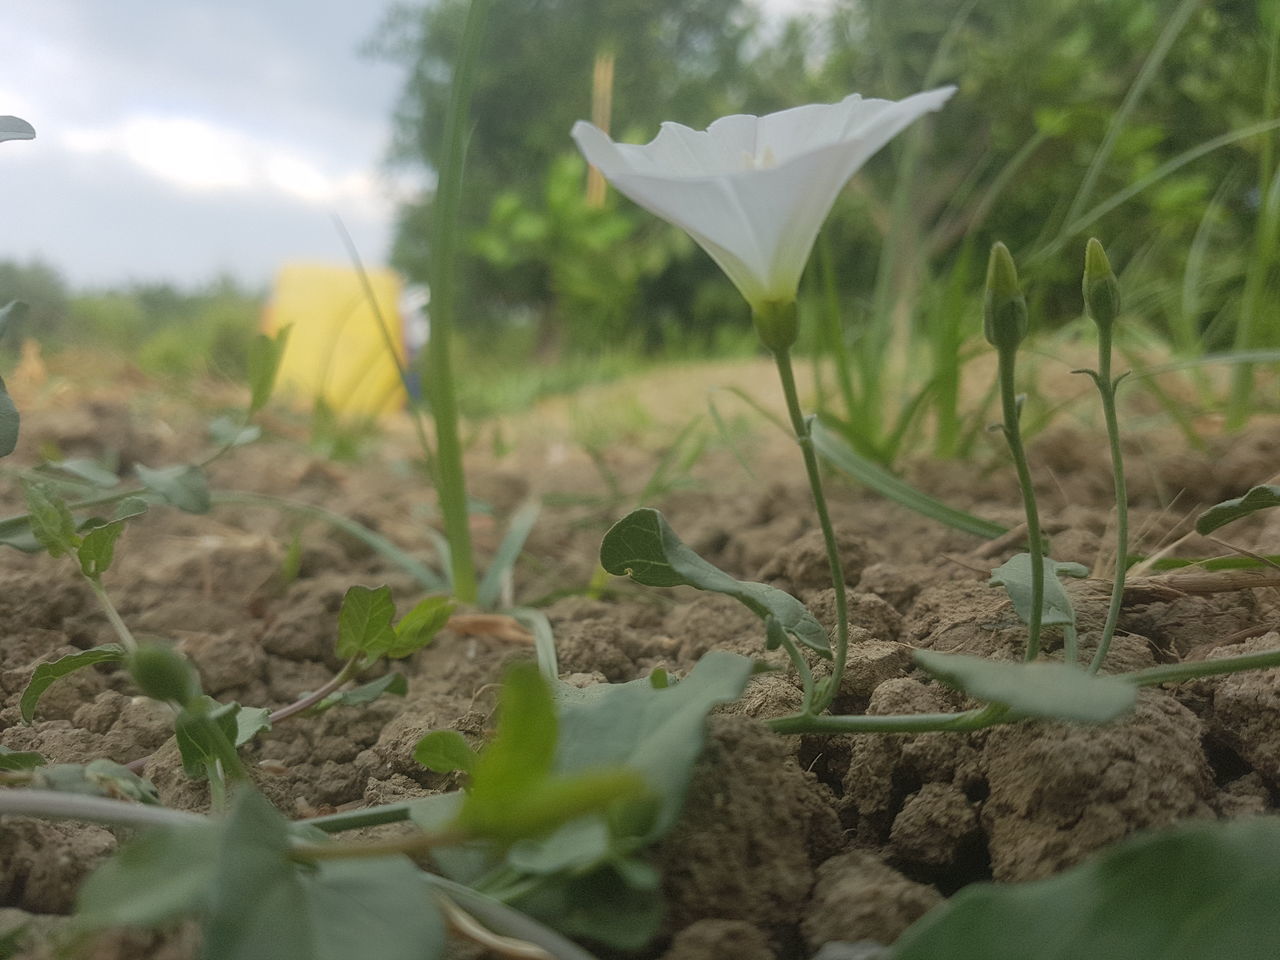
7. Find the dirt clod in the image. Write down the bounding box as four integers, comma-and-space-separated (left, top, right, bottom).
800, 851, 942, 949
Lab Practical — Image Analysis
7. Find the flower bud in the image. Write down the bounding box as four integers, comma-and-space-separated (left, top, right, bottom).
1082, 237, 1121, 332
128, 644, 201, 707
752, 299, 799, 353
983, 242, 1028, 352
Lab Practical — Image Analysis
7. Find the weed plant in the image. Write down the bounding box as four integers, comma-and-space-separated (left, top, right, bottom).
5, 40, 1280, 958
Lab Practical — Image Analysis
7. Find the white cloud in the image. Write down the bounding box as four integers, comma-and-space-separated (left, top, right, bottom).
63, 115, 253, 192
57, 112, 393, 217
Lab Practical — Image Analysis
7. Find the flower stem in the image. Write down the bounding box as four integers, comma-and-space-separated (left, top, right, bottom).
771, 347, 849, 712
1122, 646, 1280, 686
1086, 326, 1129, 674
996, 342, 1047, 661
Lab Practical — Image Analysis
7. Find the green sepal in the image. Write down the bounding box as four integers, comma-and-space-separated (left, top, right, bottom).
983, 241, 1028, 351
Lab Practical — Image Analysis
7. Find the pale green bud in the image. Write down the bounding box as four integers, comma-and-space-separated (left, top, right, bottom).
128, 644, 201, 707
752, 299, 799, 353
983, 242, 1028, 351
1082, 237, 1121, 331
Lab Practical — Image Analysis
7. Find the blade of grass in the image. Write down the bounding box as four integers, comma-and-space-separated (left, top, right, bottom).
423, 0, 492, 604
209, 491, 446, 591
476, 500, 540, 611
1031, 118, 1280, 264
811, 419, 1007, 539
1061, 0, 1200, 230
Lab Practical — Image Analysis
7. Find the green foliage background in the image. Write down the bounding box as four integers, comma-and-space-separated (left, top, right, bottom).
375, 0, 1279, 354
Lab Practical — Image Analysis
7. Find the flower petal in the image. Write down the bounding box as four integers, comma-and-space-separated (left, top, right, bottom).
571, 86, 957, 310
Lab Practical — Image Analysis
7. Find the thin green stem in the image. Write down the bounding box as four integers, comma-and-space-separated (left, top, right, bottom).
83, 575, 138, 654
1087, 330, 1129, 674
772, 347, 849, 712
775, 632, 817, 716
0, 789, 207, 827
996, 343, 1046, 660
769, 702, 1009, 736
1123, 646, 1280, 686
423, 0, 492, 605
269, 657, 361, 724
307, 801, 417, 833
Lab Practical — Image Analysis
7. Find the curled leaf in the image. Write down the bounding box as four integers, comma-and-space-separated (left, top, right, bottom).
601, 508, 829, 656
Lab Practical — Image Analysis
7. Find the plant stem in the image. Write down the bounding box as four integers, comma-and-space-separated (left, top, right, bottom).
769, 702, 1009, 736
772, 347, 849, 712
83, 575, 138, 654
996, 342, 1046, 660
291, 826, 467, 863
307, 801, 417, 833
775, 631, 817, 716
1086, 328, 1130, 674
268, 657, 361, 724
1122, 646, 1280, 686
423, 0, 492, 606
0, 789, 207, 828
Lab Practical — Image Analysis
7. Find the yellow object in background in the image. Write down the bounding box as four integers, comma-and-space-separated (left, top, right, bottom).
263, 262, 407, 418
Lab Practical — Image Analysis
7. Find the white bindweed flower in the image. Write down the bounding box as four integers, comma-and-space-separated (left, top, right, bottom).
572, 87, 956, 324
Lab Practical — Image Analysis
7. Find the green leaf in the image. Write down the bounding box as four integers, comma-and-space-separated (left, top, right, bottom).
335, 585, 398, 660
484, 769, 647, 846
551, 649, 755, 840
135, 464, 211, 514
812, 419, 1008, 540
206, 790, 445, 960
235, 706, 272, 746
31, 759, 159, 804
174, 700, 242, 779
1196, 484, 1280, 535
247, 326, 291, 415
509, 865, 664, 952
77, 521, 125, 578
0, 374, 17, 459
22, 480, 80, 557
78, 823, 222, 929
315, 672, 407, 712
20, 644, 126, 723
387, 596, 454, 658
988, 553, 1089, 628
208, 416, 262, 448
413, 730, 478, 775
600, 508, 830, 656
460, 662, 558, 837
913, 650, 1137, 724
419, 652, 753, 951
45, 457, 121, 488
76, 497, 148, 577
892, 818, 1280, 960
0, 746, 45, 771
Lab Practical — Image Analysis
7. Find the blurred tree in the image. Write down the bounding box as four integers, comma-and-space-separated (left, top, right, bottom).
371, 0, 756, 346
374, 0, 1278, 355
0, 259, 70, 349
772, 0, 1278, 329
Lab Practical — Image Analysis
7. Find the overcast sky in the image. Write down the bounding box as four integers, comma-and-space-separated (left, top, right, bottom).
3, 0, 832, 292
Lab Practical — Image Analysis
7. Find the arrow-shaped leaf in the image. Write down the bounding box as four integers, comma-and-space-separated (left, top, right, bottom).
914, 649, 1137, 724
601, 508, 829, 656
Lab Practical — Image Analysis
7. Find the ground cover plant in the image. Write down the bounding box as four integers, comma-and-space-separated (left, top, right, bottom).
5, 5, 1280, 958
